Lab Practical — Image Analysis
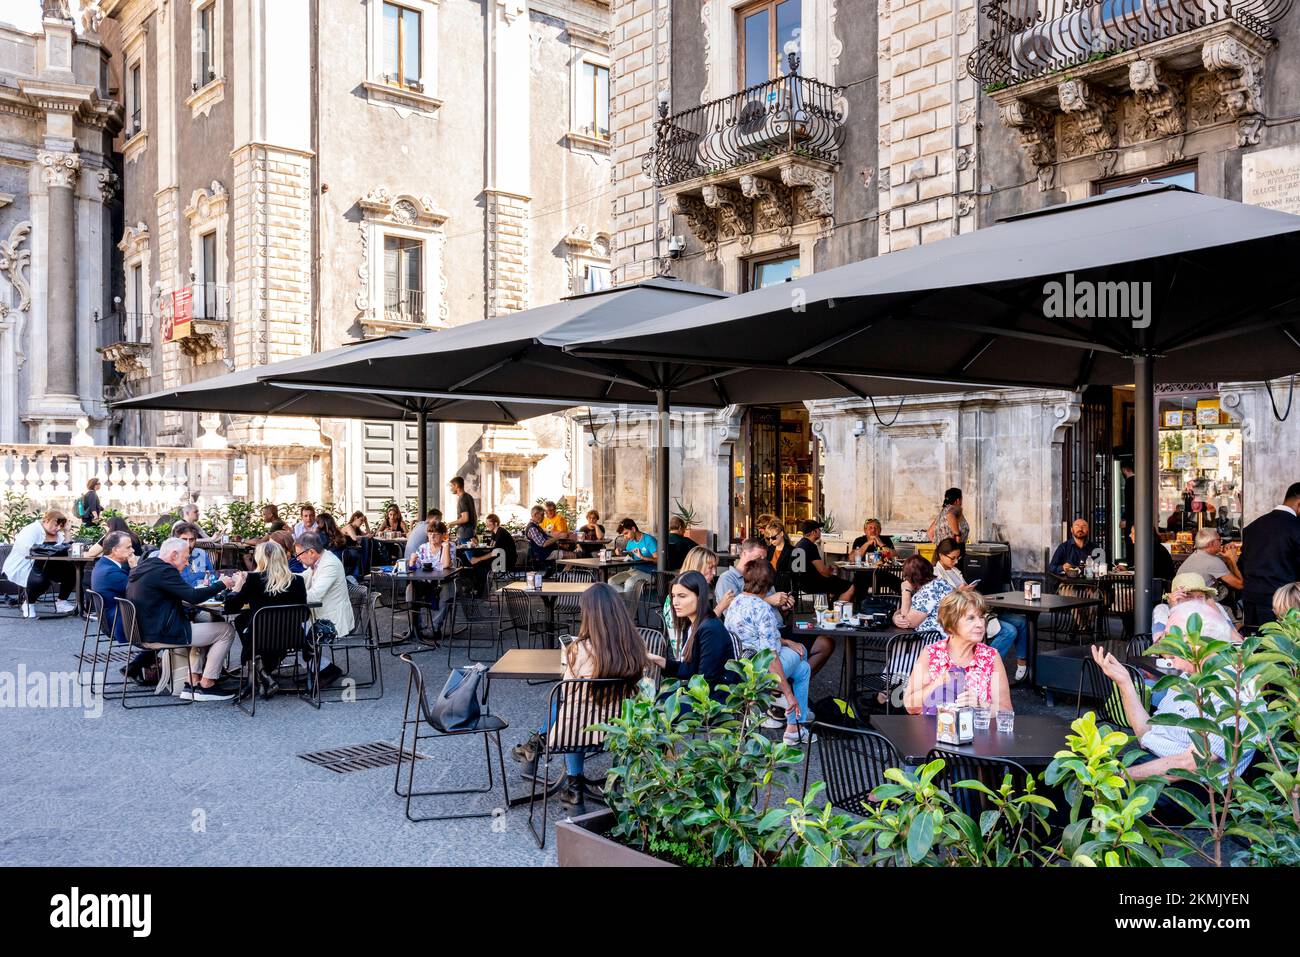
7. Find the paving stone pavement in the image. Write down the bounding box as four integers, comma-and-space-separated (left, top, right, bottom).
0, 606, 1075, 866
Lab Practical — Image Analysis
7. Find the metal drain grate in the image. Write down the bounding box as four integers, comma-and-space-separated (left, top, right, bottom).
74, 647, 132, 665
297, 741, 424, 774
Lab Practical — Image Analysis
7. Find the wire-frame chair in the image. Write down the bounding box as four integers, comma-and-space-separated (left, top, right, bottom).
370, 570, 436, 656
637, 627, 666, 691
926, 747, 1035, 822
1046, 574, 1105, 645
77, 589, 126, 696
393, 654, 510, 822
115, 597, 193, 709
553, 569, 596, 630
529, 677, 635, 849
802, 721, 902, 816
1076, 656, 1149, 732
236, 604, 314, 717
1124, 632, 1154, 661
1102, 574, 1137, 641
320, 581, 383, 702
444, 573, 508, 666
852, 630, 941, 716
501, 586, 556, 649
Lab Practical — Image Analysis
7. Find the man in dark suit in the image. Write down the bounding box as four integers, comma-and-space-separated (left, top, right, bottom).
1120, 461, 1135, 563
1240, 482, 1300, 629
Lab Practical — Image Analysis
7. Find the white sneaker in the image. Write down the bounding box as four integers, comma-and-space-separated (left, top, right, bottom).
1014, 663, 1028, 683
761, 715, 785, 730
21, 602, 33, 619
55, 599, 78, 614
782, 728, 818, 747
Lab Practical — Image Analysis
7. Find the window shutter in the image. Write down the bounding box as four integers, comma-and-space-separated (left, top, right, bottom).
384, 237, 400, 309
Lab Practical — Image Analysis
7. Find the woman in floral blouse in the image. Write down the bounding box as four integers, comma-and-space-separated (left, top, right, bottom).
904, 589, 1012, 715
723, 560, 815, 746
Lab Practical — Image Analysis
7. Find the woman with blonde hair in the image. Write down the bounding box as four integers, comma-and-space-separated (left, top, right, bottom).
904, 588, 1012, 716
1272, 582, 1300, 620
223, 540, 307, 696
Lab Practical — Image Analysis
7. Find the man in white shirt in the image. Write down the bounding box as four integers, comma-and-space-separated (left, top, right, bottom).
292, 504, 320, 538
295, 532, 354, 689
1179, 529, 1244, 592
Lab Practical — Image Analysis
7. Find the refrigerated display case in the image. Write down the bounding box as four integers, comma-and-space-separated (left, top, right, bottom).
1157, 393, 1242, 548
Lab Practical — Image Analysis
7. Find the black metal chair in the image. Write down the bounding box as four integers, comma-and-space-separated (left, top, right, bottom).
444, 573, 508, 666
853, 630, 940, 716
637, 626, 666, 691
802, 721, 902, 816
115, 597, 192, 709
926, 747, 1034, 819
501, 586, 556, 649
236, 604, 314, 716
370, 570, 436, 655
77, 589, 127, 696
1077, 656, 1149, 732
554, 569, 596, 630
320, 581, 383, 702
529, 677, 633, 849
393, 654, 510, 822
1124, 631, 1154, 660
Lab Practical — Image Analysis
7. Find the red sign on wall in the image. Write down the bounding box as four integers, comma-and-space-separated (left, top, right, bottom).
165, 289, 192, 342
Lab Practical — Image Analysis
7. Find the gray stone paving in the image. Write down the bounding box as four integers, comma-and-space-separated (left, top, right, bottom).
0, 607, 1074, 866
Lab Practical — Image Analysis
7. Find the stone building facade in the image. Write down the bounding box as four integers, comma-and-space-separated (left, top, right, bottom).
102, 0, 609, 516
0, 3, 121, 446
603, 0, 1300, 570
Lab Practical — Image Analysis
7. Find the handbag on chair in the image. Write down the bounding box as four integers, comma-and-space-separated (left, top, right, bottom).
429, 662, 488, 732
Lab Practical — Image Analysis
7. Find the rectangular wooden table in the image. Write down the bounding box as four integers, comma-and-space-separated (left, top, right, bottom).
869, 713, 1074, 768
485, 648, 569, 807
556, 556, 642, 582
982, 591, 1104, 689
501, 579, 596, 627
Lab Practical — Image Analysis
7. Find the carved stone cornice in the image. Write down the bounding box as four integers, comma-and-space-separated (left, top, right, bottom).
118, 222, 150, 257
999, 98, 1055, 191
38, 150, 82, 189
359, 187, 449, 229
98, 341, 151, 381
1128, 60, 1185, 138
701, 184, 752, 244
738, 174, 794, 234
669, 193, 718, 260
1058, 79, 1118, 154
1202, 36, 1266, 146
97, 169, 120, 203
184, 181, 228, 224
177, 319, 229, 366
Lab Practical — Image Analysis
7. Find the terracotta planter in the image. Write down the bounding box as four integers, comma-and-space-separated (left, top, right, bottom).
555, 808, 677, 867
685, 528, 711, 548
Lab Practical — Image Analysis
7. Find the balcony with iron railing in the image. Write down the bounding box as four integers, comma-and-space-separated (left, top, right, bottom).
174, 282, 230, 365
645, 54, 845, 257
97, 311, 154, 383
362, 287, 428, 335
970, 0, 1293, 189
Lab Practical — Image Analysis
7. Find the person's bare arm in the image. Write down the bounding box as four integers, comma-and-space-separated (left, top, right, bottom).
1091, 645, 1153, 736
1126, 750, 1196, 781
903, 655, 941, 714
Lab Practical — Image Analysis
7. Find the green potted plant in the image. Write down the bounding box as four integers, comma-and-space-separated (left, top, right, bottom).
673, 498, 710, 549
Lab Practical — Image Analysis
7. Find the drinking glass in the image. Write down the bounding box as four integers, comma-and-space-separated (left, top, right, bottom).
973, 703, 992, 731
996, 710, 1015, 734
813, 593, 828, 614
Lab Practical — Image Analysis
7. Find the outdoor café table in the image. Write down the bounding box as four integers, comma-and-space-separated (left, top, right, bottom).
982, 591, 1104, 690
790, 614, 909, 700
485, 648, 568, 807
500, 579, 595, 626
556, 555, 642, 583
833, 558, 903, 595
869, 713, 1074, 769
36, 553, 99, 617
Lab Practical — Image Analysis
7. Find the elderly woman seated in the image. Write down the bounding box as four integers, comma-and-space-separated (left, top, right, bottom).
903, 589, 1013, 716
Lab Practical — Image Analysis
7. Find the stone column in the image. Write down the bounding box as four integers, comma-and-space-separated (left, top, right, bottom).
39, 149, 82, 397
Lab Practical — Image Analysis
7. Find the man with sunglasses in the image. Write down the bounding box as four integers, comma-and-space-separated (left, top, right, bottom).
293, 532, 354, 690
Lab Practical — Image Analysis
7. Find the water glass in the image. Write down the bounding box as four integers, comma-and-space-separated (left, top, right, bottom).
973, 705, 992, 731
996, 710, 1015, 734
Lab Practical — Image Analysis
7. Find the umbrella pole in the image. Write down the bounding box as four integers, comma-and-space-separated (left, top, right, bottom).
1134, 355, 1154, 635
417, 408, 428, 520
657, 389, 670, 583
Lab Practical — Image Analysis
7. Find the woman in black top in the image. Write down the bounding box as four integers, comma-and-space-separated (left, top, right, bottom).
81, 479, 103, 523
223, 541, 307, 693
646, 570, 739, 703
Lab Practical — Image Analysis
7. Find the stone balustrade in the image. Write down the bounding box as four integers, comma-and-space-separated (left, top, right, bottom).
0, 443, 237, 521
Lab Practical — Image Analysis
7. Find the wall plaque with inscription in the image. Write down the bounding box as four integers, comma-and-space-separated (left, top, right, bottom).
1243, 145, 1300, 216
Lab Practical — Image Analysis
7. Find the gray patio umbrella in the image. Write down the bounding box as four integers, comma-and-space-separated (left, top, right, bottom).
113, 332, 571, 516
265, 278, 986, 576
569, 184, 1300, 630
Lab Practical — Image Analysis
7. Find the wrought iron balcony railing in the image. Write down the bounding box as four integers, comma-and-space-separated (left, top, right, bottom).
968, 0, 1293, 87
99, 311, 153, 348
647, 55, 844, 188
383, 288, 426, 324
192, 282, 229, 321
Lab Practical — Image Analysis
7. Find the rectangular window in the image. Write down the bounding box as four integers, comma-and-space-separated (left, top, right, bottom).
1097, 164, 1197, 194
200, 230, 217, 318
578, 61, 610, 139
198, 2, 215, 86
749, 253, 801, 290
583, 262, 611, 293
383, 2, 422, 88
738, 0, 801, 88
130, 264, 146, 342
129, 62, 142, 133
384, 236, 424, 322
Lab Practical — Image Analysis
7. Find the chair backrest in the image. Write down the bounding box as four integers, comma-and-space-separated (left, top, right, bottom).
545, 677, 635, 754
555, 569, 595, 610
502, 587, 534, 628
814, 722, 902, 817
621, 577, 646, 620
1125, 632, 1154, 661
345, 579, 372, 639
115, 597, 141, 647
1107, 575, 1136, 614
369, 572, 402, 609
249, 604, 313, 657
1080, 657, 1147, 730
637, 627, 666, 688
86, 588, 108, 632
926, 747, 1033, 818
886, 631, 941, 684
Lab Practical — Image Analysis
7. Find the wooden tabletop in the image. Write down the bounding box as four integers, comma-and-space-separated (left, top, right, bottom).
501, 580, 596, 595
870, 713, 1073, 766
791, 615, 907, 641
368, 568, 458, 582
37, 553, 98, 562
557, 556, 638, 569
488, 648, 566, 681
983, 591, 1103, 614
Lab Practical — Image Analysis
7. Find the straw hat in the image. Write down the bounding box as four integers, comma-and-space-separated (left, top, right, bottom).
1166, 572, 1218, 600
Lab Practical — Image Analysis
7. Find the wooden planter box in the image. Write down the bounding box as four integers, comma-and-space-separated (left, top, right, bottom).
555, 808, 677, 867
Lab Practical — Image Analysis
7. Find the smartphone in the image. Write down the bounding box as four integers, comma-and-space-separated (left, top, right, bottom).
557, 632, 577, 649
967, 579, 982, 588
